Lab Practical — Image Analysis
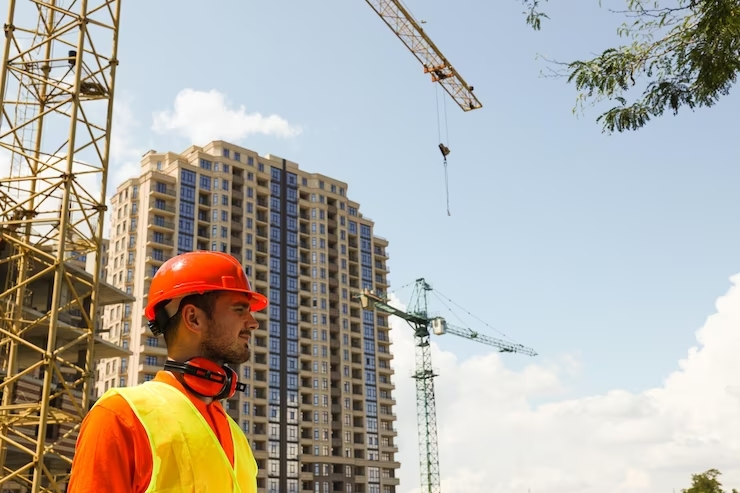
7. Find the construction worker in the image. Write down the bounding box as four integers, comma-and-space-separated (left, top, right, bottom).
68, 251, 268, 493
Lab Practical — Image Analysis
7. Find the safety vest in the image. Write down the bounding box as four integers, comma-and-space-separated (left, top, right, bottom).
102, 381, 257, 493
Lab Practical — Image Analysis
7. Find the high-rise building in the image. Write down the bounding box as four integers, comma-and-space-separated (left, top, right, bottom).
97, 140, 400, 493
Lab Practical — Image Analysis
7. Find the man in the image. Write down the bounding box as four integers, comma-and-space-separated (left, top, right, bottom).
68, 251, 267, 493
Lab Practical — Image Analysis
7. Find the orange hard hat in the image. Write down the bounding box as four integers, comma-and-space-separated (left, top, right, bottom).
144, 251, 268, 322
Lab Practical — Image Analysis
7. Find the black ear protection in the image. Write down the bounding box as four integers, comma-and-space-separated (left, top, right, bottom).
164, 357, 247, 400
148, 302, 172, 337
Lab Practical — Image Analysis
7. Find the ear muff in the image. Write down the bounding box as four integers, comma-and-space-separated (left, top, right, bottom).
164, 357, 246, 400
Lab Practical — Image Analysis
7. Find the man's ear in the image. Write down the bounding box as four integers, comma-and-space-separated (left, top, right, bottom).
180, 303, 206, 335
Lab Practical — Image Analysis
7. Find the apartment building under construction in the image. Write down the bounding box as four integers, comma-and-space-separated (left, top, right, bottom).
97, 140, 399, 493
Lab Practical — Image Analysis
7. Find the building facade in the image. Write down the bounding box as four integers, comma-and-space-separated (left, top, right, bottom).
97, 140, 400, 493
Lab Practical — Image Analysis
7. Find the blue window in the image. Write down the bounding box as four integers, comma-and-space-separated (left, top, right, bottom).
364, 340, 375, 353
178, 218, 193, 233
287, 278, 298, 292
287, 188, 297, 202
269, 289, 281, 305
269, 305, 280, 320
287, 323, 298, 340
180, 185, 195, 202
179, 202, 194, 218
181, 169, 196, 185
177, 235, 192, 252
269, 322, 280, 337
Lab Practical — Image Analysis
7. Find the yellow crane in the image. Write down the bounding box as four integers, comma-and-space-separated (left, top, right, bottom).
0, 1, 479, 491
365, 0, 482, 215
364, 0, 481, 112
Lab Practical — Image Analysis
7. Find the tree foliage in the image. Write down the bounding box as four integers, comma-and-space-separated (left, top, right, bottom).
682, 468, 738, 493
520, 0, 740, 133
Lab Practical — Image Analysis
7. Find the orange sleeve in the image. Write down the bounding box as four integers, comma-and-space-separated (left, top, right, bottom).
67, 395, 153, 493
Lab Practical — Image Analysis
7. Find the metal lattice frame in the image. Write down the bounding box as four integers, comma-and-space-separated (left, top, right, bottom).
413, 334, 441, 493
0, 0, 121, 491
409, 279, 442, 493
364, 0, 482, 111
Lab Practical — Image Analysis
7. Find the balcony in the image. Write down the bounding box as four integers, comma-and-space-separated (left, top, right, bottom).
151, 184, 176, 197
147, 233, 174, 247
149, 202, 175, 215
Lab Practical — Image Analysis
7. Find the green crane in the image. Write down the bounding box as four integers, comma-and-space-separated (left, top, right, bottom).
358, 278, 537, 493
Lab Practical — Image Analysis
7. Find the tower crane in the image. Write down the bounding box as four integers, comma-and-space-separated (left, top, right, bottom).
0, 0, 480, 492
363, 0, 482, 113
364, 0, 482, 215
358, 279, 537, 493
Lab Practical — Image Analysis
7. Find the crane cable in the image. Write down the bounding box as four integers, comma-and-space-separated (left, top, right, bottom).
435, 84, 451, 216
432, 288, 525, 345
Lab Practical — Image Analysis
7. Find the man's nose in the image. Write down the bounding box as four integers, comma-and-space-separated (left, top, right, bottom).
245, 312, 259, 331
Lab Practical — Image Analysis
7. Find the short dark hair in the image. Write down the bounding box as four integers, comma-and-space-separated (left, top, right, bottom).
161, 290, 222, 347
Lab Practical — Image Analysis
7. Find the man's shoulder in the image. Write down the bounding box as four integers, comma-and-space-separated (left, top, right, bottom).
90, 390, 139, 424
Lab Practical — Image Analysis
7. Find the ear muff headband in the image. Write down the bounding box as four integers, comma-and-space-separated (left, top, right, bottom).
164, 357, 247, 400
148, 302, 171, 336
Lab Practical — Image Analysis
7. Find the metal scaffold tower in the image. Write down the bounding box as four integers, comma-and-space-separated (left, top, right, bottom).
0, 0, 122, 491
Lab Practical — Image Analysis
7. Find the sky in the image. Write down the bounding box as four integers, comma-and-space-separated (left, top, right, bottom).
3, 0, 740, 491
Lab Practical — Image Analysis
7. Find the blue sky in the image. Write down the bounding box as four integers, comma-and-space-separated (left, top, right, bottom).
103, 0, 740, 491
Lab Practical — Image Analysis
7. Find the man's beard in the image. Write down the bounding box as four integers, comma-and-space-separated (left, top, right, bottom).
200, 320, 251, 365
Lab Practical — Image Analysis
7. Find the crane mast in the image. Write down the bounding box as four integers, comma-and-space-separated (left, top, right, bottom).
364, 0, 482, 112
0, 1, 122, 491
360, 279, 537, 493
408, 279, 442, 493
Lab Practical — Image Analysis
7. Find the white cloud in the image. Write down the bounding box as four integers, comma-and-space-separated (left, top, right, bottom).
389, 274, 740, 493
109, 94, 145, 188
151, 88, 302, 144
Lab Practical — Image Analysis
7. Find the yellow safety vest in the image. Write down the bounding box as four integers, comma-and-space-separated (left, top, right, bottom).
102, 381, 257, 493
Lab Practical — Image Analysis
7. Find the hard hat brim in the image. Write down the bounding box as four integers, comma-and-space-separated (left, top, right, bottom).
145, 285, 268, 321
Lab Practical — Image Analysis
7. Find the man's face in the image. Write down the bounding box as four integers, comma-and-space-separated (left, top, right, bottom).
199, 292, 260, 365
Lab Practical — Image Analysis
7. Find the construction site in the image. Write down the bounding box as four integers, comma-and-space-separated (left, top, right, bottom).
0, 1, 544, 492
